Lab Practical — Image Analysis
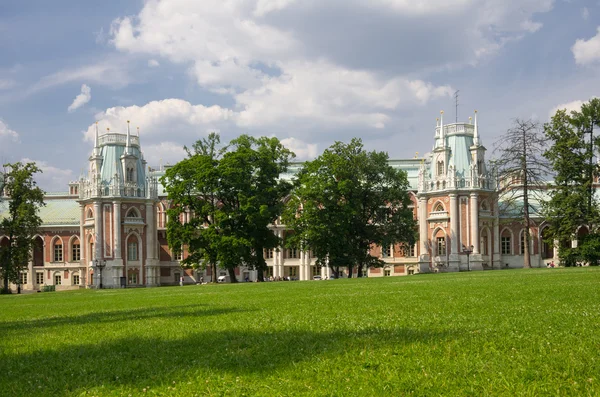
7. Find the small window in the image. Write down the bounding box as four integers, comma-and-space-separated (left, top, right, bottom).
289, 267, 298, 277
53, 242, 63, 262
20, 272, 27, 285
520, 232, 527, 255
73, 274, 80, 285
311, 266, 320, 277
127, 241, 138, 261
437, 237, 446, 256
437, 160, 444, 176
381, 245, 391, 258
433, 203, 444, 212
265, 249, 274, 259
54, 274, 62, 285
174, 249, 183, 261
288, 248, 298, 259
36, 272, 44, 285
72, 243, 81, 262
407, 245, 416, 257
384, 268, 391, 277
501, 236, 511, 255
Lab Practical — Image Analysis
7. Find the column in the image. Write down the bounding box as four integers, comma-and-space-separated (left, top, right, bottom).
146, 203, 155, 259
113, 202, 121, 259
94, 201, 103, 287
449, 193, 458, 254
79, 204, 86, 283
493, 200, 500, 268
470, 193, 479, 254
418, 197, 428, 256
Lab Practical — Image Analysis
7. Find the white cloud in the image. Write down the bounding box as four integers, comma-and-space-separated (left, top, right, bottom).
572, 27, 600, 65
0, 119, 19, 143
83, 98, 234, 142
280, 137, 318, 160
148, 59, 160, 67
549, 98, 598, 117
21, 158, 74, 191
549, 100, 584, 117
235, 60, 453, 130
254, 0, 298, 16
142, 141, 187, 167
67, 84, 92, 113
582, 7, 589, 20
28, 59, 132, 96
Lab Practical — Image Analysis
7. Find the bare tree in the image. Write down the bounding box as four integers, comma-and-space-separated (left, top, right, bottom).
493, 119, 550, 268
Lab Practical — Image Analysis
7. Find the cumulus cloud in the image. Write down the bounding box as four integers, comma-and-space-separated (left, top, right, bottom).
549, 98, 598, 117
21, 158, 74, 191
142, 141, 188, 167
83, 98, 234, 142
68, 84, 92, 112
280, 137, 318, 160
0, 119, 19, 143
148, 59, 160, 67
572, 27, 600, 65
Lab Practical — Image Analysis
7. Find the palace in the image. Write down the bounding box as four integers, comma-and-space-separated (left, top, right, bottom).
0, 111, 558, 290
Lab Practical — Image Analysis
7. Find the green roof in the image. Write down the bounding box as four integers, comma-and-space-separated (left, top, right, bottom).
0, 198, 80, 226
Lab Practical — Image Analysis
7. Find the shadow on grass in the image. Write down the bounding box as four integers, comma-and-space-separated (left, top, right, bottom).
1, 327, 455, 396
0, 304, 248, 333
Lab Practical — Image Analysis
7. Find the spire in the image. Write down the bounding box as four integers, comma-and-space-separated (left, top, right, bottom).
473, 110, 479, 146
440, 110, 445, 146
94, 122, 99, 152
126, 120, 131, 154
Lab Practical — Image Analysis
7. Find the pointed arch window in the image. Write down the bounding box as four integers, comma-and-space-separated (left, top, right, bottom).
53, 239, 63, 262
71, 238, 81, 262
433, 203, 444, 212
127, 235, 139, 261
437, 161, 444, 176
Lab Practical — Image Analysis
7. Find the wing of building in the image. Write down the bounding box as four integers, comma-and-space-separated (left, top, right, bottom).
0, 112, 557, 291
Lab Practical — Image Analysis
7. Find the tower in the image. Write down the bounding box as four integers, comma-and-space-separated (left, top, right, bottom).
417, 110, 495, 273
78, 122, 159, 288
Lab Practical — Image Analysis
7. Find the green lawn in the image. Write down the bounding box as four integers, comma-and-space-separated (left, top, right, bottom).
1, 268, 599, 396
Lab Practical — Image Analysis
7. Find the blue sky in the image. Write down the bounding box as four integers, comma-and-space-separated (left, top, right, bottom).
0, 0, 599, 191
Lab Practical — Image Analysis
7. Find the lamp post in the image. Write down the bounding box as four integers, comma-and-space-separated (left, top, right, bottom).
94, 258, 106, 289
463, 245, 474, 271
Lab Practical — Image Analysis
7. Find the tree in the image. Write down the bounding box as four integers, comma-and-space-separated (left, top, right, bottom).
162, 134, 293, 283
283, 138, 416, 278
493, 119, 549, 268
542, 99, 600, 265
162, 133, 222, 282
0, 162, 45, 294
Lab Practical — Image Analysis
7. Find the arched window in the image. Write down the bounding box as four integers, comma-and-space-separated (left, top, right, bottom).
127, 235, 139, 261
52, 238, 63, 262
32, 236, 44, 266
126, 208, 140, 218
433, 202, 444, 212
157, 203, 166, 228
437, 161, 444, 176
71, 237, 81, 262
501, 229, 512, 255
86, 209, 93, 219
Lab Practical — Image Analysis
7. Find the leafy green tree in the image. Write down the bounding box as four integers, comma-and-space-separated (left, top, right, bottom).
162, 134, 293, 282
493, 118, 549, 268
0, 162, 45, 294
283, 138, 416, 278
162, 133, 222, 282
542, 99, 600, 265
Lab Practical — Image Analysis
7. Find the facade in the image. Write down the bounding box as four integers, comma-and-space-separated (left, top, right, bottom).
0, 111, 557, 291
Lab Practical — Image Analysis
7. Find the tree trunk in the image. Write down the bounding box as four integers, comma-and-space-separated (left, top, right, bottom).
227, 267, 238, 283
522, 129, 532, 268
211, 262, 218, 283
357, 263, 363, 278
347, 264, 353, 278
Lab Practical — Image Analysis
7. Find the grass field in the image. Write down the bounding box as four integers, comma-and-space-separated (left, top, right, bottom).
1, 268, 599, 396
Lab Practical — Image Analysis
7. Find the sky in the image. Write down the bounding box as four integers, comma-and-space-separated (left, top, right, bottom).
0, 0, 599, 191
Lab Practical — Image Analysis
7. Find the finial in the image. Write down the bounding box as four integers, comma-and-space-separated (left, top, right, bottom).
94, 122, 99, 151
126, 121, 131, 154
473, 110, 479, 146
440, 110, 444, 115
107, 127, 110, 131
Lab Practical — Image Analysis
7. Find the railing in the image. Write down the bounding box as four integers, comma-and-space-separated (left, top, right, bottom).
98, 133, 140, 147
123, 216, 145, 225
435, 123, 475, 136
